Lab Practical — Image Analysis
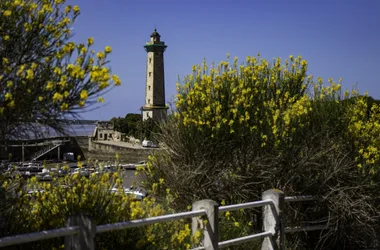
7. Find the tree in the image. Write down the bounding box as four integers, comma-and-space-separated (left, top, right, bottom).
110, 113, 142, 138
140, 117, 160, 141
142, 55, 380, 249
0, 0, 121, 154
124, 113, 141, 137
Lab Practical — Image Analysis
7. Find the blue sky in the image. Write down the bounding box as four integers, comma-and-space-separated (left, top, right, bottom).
67, 0, 380, 120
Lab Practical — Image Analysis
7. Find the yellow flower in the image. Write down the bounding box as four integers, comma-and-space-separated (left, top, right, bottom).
81, 47, 87, 54
73, 5, 80, 13
80, 90, 88, 100
97, 97, 104, 103
64, 6, 72, 13
6, 81, 13, 87
5, 92, 12, 101
112, 75, 121, 85
105, 46, 112, 53
60, 103, 69, 110
87, 37, 94, 46
3, 10, 12, 17
38, 96, 44, 101
97, 52, 105, 59
8, 100, 15, 108
2, 57, 9, 64
46, 81, 54, 90
62, 17, 71, 25
52, 92, 63, 102
53, 67, 62, 75
4, 35, 9, 41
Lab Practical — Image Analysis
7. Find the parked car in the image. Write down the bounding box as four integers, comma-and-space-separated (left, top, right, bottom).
71, 168, 90, 177
110, 187, 146, 200
58, 169, 69, 177
36, 173, 52, 181
142, 140, 159, 148
142, 139, 151, 147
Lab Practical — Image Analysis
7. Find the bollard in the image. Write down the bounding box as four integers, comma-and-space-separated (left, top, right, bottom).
261, 189, 284, 250
192, 199, 219, 250
65, 214, 95, 250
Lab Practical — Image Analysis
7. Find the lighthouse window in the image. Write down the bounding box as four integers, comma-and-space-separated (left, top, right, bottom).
149, 72, 152, 77
149, 58, 152, 64
148, 99, 151, 104
148, 85, 151, 90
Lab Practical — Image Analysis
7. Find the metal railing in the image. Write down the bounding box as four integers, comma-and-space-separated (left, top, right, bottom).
284, 195, 328, 233
31, 143, 62, 161
0, 189, 325, 250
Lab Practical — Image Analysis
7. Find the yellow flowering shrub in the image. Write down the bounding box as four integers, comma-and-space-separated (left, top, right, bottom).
0, 162, 200, 250
175, 55, 314, 152
142, 54, 380, 249
0, 0, 122, 142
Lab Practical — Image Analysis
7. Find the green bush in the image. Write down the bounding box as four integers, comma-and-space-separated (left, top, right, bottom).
141, 55, 380, 249
0, 163, 201, 250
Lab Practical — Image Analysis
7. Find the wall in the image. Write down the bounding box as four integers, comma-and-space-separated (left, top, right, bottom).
77, 137, 155, 163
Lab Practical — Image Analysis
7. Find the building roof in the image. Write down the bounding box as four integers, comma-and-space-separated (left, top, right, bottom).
6, 124, 96, 140
150, 29, 160, 37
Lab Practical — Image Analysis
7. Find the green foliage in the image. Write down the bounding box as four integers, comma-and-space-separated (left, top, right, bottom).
110, 115, 161, 142
141, 118, 161, 141
141, 55, 380, 249
0, 0, 121, 143
111, 113, 141, 138
0, 162, 201, 250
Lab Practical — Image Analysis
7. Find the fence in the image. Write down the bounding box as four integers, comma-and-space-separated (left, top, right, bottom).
0, 189, 323, 250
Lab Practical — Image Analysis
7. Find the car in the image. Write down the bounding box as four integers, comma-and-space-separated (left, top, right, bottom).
27, 188, 45, 197
36, 173, 52, 181
142, 140, 159, 148
142, 139, 152, 147
58, 169, 69, 177
110, 187, 146, 200
71, 168, 90, 177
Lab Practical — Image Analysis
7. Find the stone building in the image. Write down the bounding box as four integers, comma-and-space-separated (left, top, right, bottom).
141, 29, 168, 121
92, 121, 124, 142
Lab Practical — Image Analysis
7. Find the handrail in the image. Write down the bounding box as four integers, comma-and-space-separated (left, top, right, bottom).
285, 224, 328, 233
285, 195, 316, 202
219, 200, 273, 212
31, 143, 61, 161
0, 210, 207, 248
97, 209, 206, 233
0, 192, 326, 249
218, 231, 273, 248
0, 227, 79, 248
0, 199, 275, 249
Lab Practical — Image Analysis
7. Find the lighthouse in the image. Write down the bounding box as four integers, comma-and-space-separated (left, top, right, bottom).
141, 29, 168, 121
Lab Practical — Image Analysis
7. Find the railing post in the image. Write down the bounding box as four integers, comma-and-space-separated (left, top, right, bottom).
261, 189, 284, 250
192, 199, 219, 250
65, 214, 95, 250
